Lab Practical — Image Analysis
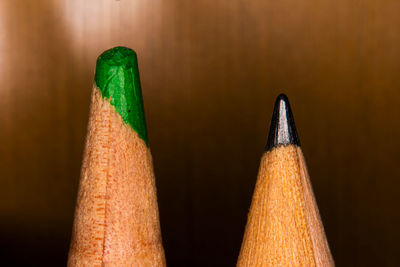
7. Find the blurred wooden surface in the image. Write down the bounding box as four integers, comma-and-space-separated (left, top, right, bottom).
1, 0, 400, 266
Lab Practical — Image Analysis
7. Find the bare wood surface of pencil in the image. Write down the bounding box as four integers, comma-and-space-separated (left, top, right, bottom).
237, 95, 333, 267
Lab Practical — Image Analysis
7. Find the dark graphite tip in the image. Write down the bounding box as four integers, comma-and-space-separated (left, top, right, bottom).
265, 94, 300, 151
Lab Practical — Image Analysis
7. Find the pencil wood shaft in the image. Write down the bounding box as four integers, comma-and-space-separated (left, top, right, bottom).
237, 146, 333, 266
68, 88, 166, 266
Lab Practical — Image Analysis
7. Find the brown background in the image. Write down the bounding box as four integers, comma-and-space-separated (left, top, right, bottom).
1, 0, 399, 266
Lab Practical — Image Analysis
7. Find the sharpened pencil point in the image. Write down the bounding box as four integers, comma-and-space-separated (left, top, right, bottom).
265, 94, 300, 151
95, 46, 148, 146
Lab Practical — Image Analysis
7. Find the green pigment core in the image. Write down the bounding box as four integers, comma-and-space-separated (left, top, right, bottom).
95, 46, 148, 146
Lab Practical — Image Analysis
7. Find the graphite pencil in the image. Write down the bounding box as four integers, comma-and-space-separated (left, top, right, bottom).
237, 94, 334, 266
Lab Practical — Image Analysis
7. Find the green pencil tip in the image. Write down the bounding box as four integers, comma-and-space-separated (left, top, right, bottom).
94, 46, 148, 146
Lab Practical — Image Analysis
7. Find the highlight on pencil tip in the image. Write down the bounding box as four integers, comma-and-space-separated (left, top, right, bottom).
265, 93, 300, 151
97, 46, 137, 66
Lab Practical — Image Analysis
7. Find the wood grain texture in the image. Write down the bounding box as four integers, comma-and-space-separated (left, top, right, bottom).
237, 145, 333, 266
1, 0, 400, 266
68, 87, 165, 266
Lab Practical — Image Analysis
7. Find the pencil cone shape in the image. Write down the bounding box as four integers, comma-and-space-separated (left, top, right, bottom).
68, 47, 166, 266
237, 94, 334, 266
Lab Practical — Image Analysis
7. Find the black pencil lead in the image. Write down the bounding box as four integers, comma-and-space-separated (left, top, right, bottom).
265, 94, 300, 151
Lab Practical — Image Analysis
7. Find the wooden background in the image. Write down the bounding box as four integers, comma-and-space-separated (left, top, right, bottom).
1, 0, 399, 266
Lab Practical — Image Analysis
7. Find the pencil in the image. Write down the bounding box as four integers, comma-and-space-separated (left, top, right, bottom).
237, 94, 334, 266
67, 47, 166, 266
